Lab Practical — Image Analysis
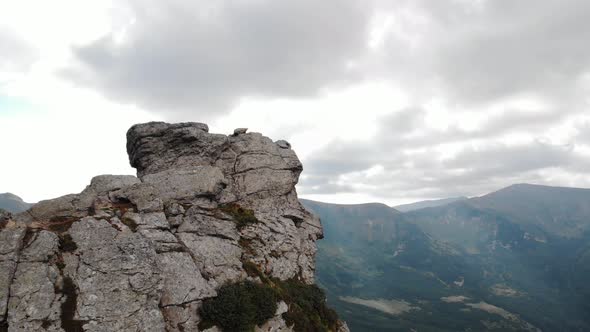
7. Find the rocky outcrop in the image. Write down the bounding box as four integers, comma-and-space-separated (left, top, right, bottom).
0, 122, 342, 332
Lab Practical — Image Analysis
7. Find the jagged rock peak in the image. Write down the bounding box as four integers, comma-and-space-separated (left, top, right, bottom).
0, 122, 346, 332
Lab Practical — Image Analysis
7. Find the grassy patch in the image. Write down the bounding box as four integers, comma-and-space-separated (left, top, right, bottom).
219, 203, 259, 230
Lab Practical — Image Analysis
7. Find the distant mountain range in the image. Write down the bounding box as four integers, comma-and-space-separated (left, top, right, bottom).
0, 193, 32, 213
302, 183, 590, 331
393, 196, 468, 212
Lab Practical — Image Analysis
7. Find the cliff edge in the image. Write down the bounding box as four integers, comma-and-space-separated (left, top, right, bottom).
0, 122, 347, 332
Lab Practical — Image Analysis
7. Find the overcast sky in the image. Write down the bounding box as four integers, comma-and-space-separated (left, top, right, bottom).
1, 0, 590, 205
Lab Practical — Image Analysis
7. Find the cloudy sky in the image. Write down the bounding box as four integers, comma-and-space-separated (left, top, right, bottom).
1, 0, 590, 205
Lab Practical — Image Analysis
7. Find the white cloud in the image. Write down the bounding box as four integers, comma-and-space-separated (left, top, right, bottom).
0, 0, 161, 202
0, 99, 161, 203
1, 0, 590, 205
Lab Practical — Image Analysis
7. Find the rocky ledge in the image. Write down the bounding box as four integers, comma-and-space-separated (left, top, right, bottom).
0, 122, 348, 332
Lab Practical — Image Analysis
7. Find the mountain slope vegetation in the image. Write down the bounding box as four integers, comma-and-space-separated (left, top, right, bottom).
304, 184, 590, 331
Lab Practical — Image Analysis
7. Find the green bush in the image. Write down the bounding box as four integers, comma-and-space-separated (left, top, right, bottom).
240, 261, 340, 332
199, 281, 278, 332
276, 279, 339, 332
219, 203, 260, 230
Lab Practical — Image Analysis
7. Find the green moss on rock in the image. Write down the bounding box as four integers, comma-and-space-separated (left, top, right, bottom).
219, 203, 259, 230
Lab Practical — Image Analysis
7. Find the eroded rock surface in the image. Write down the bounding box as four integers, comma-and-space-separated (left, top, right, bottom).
1, 122, 338, 331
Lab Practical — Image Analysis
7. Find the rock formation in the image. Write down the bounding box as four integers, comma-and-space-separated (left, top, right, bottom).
0, 122, 347, 332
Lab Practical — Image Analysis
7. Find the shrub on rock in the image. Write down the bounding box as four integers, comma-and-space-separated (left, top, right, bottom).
199, 281, 278, 332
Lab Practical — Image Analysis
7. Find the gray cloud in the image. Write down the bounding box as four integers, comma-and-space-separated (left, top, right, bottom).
64, 0, 590, 119
58, 0, 590, 201
65, 0, 373, 118
304, 141, 384, 176
297, 178, 355, 195
443, 142, 574, 178
575, 121, 590, 145
374, 0, 590, 107
64, 0, 590, 118
301, 142, 579, 200
0, 29, 37, 72
300, 106, 586, 200
366, 107, 565, 149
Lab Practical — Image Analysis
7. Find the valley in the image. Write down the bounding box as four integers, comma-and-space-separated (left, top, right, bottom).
303, 184, 590, 331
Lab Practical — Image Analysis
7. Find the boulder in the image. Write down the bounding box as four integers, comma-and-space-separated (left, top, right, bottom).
233, 128, 248, 135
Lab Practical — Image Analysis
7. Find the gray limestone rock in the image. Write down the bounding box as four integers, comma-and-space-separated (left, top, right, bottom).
127, 122, 226, 177
7, 262, 62, 331
0, 121, 346, 331
177, 233, 245, 286
111, 183, 164, 212
69, 218, 165, 332
157, 252, 215, 307
85, 174, 141, 193
275, 140, 291, 149
177, 208, 239, 241
142, 166, 227, 203
27, 194, 80, 221
233, 128, 248, 135
161, 301, 202, 332
0, 224, 25, 326
0, 209, 10, 224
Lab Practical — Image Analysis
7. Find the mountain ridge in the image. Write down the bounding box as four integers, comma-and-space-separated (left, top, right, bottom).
0, 193, 32, 213
393, 196, 468, 212
305, 182, 590, 331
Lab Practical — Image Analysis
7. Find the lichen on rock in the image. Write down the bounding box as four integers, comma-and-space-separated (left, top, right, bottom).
0, 122, 345, 332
